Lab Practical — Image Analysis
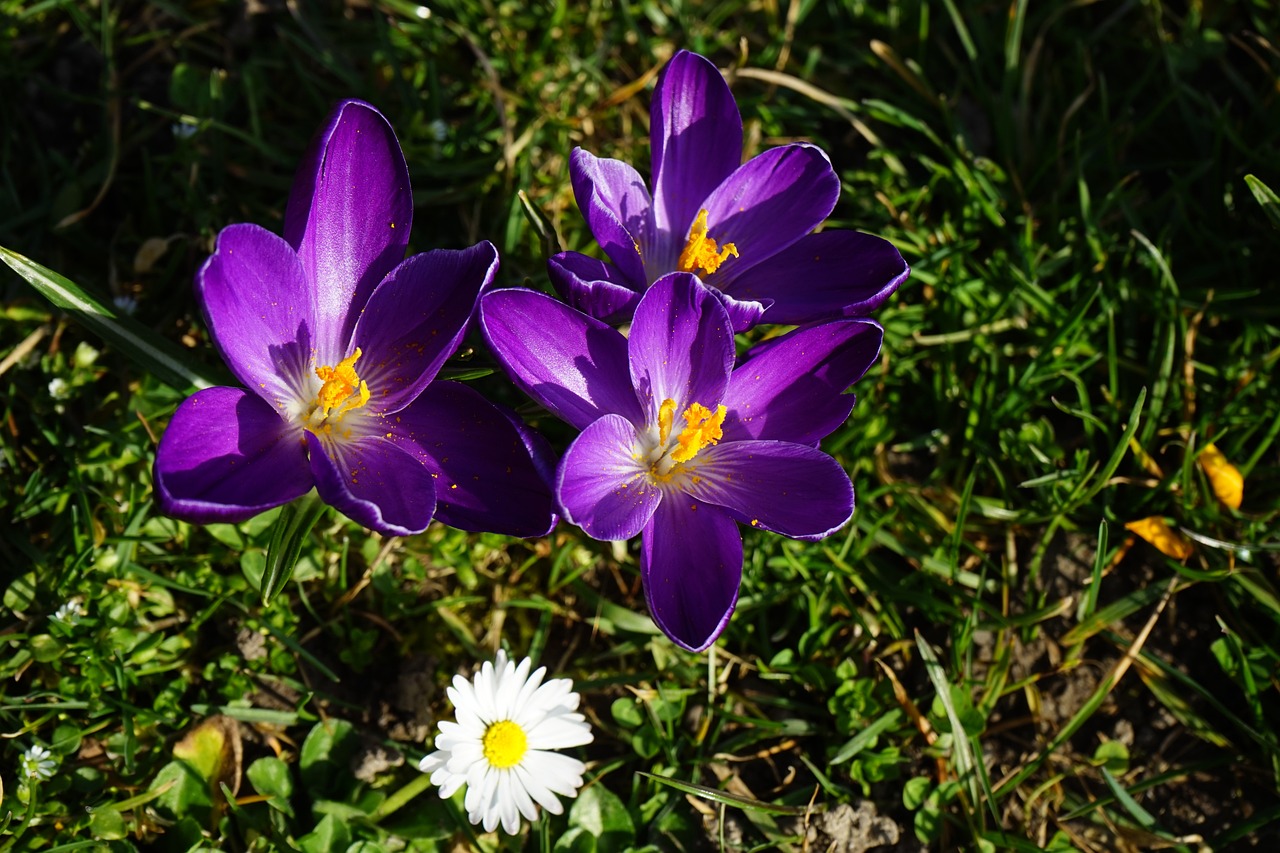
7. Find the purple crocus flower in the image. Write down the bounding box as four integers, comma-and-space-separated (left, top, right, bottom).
481, 272, 882, 651
548, 49, 909, 331
153, 100, 555, 538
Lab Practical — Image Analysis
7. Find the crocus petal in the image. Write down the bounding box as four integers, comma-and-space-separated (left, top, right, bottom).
722, 319, 883, 444
308, 433, 437, 537
153, 387, 312, 523
726, 230, 909, 325
557, 414, 660, 541
628, 273, 733, 414
709, 287, 769, 334
196, 223, 317, 414
641, 498, 741, 652
351, 241, 499, 414
386, 381, 557, 538
480, 288, 644, 429
699, 144, 839, 288
650, 50, 743, 256
569, 148, 650, 285
683, 440, 854, 539
283, 100, 412, 356
547, 252, 643, 322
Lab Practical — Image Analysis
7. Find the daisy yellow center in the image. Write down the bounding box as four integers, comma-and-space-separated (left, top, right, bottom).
481, 720, 528, 769
312, 348, 371, 420
650, 397, 726, 481
677, 209, 738, 275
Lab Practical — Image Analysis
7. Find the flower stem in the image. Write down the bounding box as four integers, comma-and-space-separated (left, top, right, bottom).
369, 769, 435, 824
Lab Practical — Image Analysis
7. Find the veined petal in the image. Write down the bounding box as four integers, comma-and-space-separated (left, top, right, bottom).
283, 100, 412, 355
700, 144, 839, 289
722, 319, 883, 444
641, 499, 741, 652
628, 273, 733, 416
569, 148, 651, 284
547, 252, 643, 322
683, 440, 854, 539
385, 381, 557, 538
726, 230, 909, 324
557, 414, 660, 541
480, 288, 644, 429
154, 387, 312, 523
351, 242, 499, 414
196, 223, 317, 415
308, 432, 437, 537
650, 51, 743, 250
709, 287, 769, 334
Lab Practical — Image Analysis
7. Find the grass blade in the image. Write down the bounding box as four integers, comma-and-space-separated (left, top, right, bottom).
1, 245, 217, 392
636, 771, 816, 816
1244, 174, 1280, 230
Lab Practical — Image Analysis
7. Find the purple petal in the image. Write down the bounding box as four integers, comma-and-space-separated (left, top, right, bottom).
154, 387, 312, 523
351, 242, 499, 414
709, 287, 769, 334
699, 144, 839, 289
308, 432, 437, 537
283, 100, 412, 356
728, 230, 909, 325
650, 51, 743, 251
684, 440, 854, 539
722, 319, 883, 444
557, 414, 660, 541
627, 273, 733, 416
480, 288, 644, 430
641, 498, 741, 652
569, 148, 650, 284
196, 223, 317, 414
385, 381, 557, 537
547, 252, 643, 322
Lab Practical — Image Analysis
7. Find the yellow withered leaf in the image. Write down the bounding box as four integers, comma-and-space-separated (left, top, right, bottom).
1198, 443, 1244, 510
1125, 517, 1194, 560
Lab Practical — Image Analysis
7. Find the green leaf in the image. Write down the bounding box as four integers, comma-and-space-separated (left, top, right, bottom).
557, 783, 635, 851
0, 245, 217, 392
1245, 174, 1280, 230
247, 756, 294, 817
297, 813, 351, 853
149, 759, 214, 823
88, 807, 127, 840
3, 571, 37, 614
300, 719, 359, 800
344, 843, 388, 853
610, 697, 644, 728
261, 493, 327, 604
1092, 740, 1130, 774
903, 776, 932, 810
553, 828, 598, 853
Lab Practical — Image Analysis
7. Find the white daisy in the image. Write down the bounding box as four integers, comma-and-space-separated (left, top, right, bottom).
52, 599, 85, 625
22, 744, 57, 781
418, 650, 593, 835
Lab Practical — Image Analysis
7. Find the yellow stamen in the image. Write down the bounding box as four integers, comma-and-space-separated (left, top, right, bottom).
670, 401, 726, 464
481, 720, 528, 769
678, 209, 738, 275
314, 348, 371, 418
657, 398, 677, 446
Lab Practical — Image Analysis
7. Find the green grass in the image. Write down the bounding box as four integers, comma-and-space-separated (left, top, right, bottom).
2, 0, 1280, 850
